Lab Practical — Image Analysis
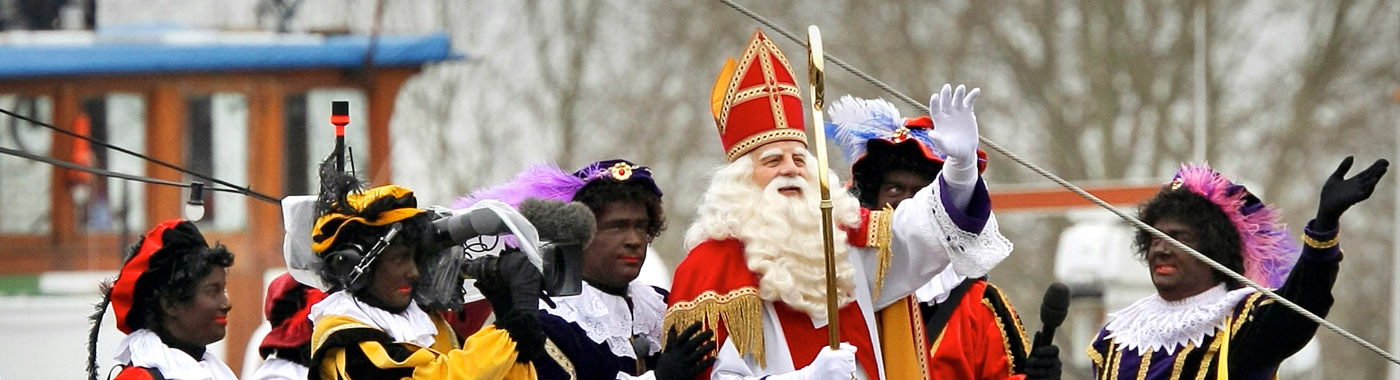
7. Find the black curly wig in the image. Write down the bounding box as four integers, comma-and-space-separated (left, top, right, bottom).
1133, 188, 1244, 288
573, 179, 666, 239
851, 143, 942, 209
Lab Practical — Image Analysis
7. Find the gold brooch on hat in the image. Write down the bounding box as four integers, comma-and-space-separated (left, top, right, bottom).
608, 162, 637, 181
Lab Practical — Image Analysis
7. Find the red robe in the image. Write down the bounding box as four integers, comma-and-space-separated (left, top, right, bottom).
665, 238, 881, 379
880, 279, 1030, 380
113, 367, 159, 380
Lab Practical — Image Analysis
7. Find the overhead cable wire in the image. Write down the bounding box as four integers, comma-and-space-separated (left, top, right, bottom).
713, 0, 1400, 365
0, 107, 280, 204
0, 145, 250, 195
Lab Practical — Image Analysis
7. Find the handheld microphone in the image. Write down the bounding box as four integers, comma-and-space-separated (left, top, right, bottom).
1033, 282, 1071, 349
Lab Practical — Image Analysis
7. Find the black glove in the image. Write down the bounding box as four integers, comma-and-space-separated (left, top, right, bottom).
471, 250, 545, 363
1315, 157, 1389, 231
654, 322, 717, 380
1023, 332, 1061, 380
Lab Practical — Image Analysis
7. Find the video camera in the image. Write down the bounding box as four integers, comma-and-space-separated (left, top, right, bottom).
413, 198, 590, 310
281, 197, 589, 311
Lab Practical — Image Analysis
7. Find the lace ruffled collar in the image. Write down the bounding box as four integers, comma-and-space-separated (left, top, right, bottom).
914, 267, 966, 305
308, 291, 438, 348
1104, 284, 1255, 354
543, 282, 667, 359
114, 329, 238, 380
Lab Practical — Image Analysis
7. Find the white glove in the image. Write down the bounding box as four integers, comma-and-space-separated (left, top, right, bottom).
765, 343, 858, 380
928, 83, 982, 208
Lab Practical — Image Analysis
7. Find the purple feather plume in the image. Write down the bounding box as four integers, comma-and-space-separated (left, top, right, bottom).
1173, 163, 1300, 288
453, 163, 584, 209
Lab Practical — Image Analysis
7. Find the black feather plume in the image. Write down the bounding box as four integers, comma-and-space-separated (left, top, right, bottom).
317, 153, 365, 217
87, 280, 114, 380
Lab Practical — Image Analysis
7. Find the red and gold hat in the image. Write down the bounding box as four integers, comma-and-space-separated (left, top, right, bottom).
710, 29, 807, 162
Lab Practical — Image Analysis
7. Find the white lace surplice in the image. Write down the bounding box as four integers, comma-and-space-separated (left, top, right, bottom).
544, 281, 667, 359
1104, 284, 1256, 354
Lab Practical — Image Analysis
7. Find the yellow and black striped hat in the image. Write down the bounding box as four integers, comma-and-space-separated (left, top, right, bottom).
311, 185, 426, 255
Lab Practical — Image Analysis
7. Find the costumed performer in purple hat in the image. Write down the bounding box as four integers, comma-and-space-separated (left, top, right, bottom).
458, 159, 716, 380
1087, 157, 1387, 379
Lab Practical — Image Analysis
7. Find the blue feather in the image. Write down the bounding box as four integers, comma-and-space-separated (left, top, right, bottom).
826, 95, 904, 164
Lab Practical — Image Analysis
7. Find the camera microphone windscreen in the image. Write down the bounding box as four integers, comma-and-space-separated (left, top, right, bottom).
518, 198, 596, 245
519, 198, 593, 297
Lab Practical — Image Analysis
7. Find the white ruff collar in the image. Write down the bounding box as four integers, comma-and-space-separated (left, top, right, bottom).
1104, 284, 1255, 354
544, 282, 666, 359
309, 291, 438, 348
113, 329, 237, 380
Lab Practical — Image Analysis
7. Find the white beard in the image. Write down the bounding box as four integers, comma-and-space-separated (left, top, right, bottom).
685, 155, 863, 320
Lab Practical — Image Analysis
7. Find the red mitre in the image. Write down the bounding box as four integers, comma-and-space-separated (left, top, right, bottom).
710, 29, 807, 162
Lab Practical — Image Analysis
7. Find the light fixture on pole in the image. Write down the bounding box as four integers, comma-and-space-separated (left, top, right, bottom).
185, 181, 206, 222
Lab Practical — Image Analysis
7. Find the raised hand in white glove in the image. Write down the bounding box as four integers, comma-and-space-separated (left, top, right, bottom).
928, 83, 982, 208
774, 343, 857, 380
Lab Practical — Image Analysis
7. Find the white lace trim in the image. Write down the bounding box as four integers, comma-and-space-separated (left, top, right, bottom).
1104, 284, 1256, 354
914, 266, 966, 305
544, 282, 667, 359
308, 291, 438, 348
929, 177, 1014, 278
113, 329, 238, 380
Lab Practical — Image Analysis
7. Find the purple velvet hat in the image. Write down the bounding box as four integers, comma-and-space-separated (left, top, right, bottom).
454, 159, 660, 209
1168, 163, 1300, 288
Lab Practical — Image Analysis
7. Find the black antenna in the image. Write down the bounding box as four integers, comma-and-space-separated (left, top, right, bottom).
332, 101, 349, 172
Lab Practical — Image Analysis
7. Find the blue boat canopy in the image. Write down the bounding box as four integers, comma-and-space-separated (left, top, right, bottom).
0, 30, 461, 79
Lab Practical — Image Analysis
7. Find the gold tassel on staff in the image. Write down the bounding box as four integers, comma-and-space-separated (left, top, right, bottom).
806, 25, 840, 350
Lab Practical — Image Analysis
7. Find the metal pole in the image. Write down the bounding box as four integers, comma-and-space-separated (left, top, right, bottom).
1388, 85, 1400, 379
1192, 0, 1208, 162
807, 25, 840, 349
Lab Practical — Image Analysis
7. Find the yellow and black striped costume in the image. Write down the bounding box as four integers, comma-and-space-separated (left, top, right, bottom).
310, 312, 537, 380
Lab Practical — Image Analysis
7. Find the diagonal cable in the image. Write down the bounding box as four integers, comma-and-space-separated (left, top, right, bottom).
0, 107, 280, 203
714, 0, 1400, 365
0, 146, 257, 196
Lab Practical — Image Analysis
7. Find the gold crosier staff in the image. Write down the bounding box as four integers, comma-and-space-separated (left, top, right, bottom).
806, 25, 840, 350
